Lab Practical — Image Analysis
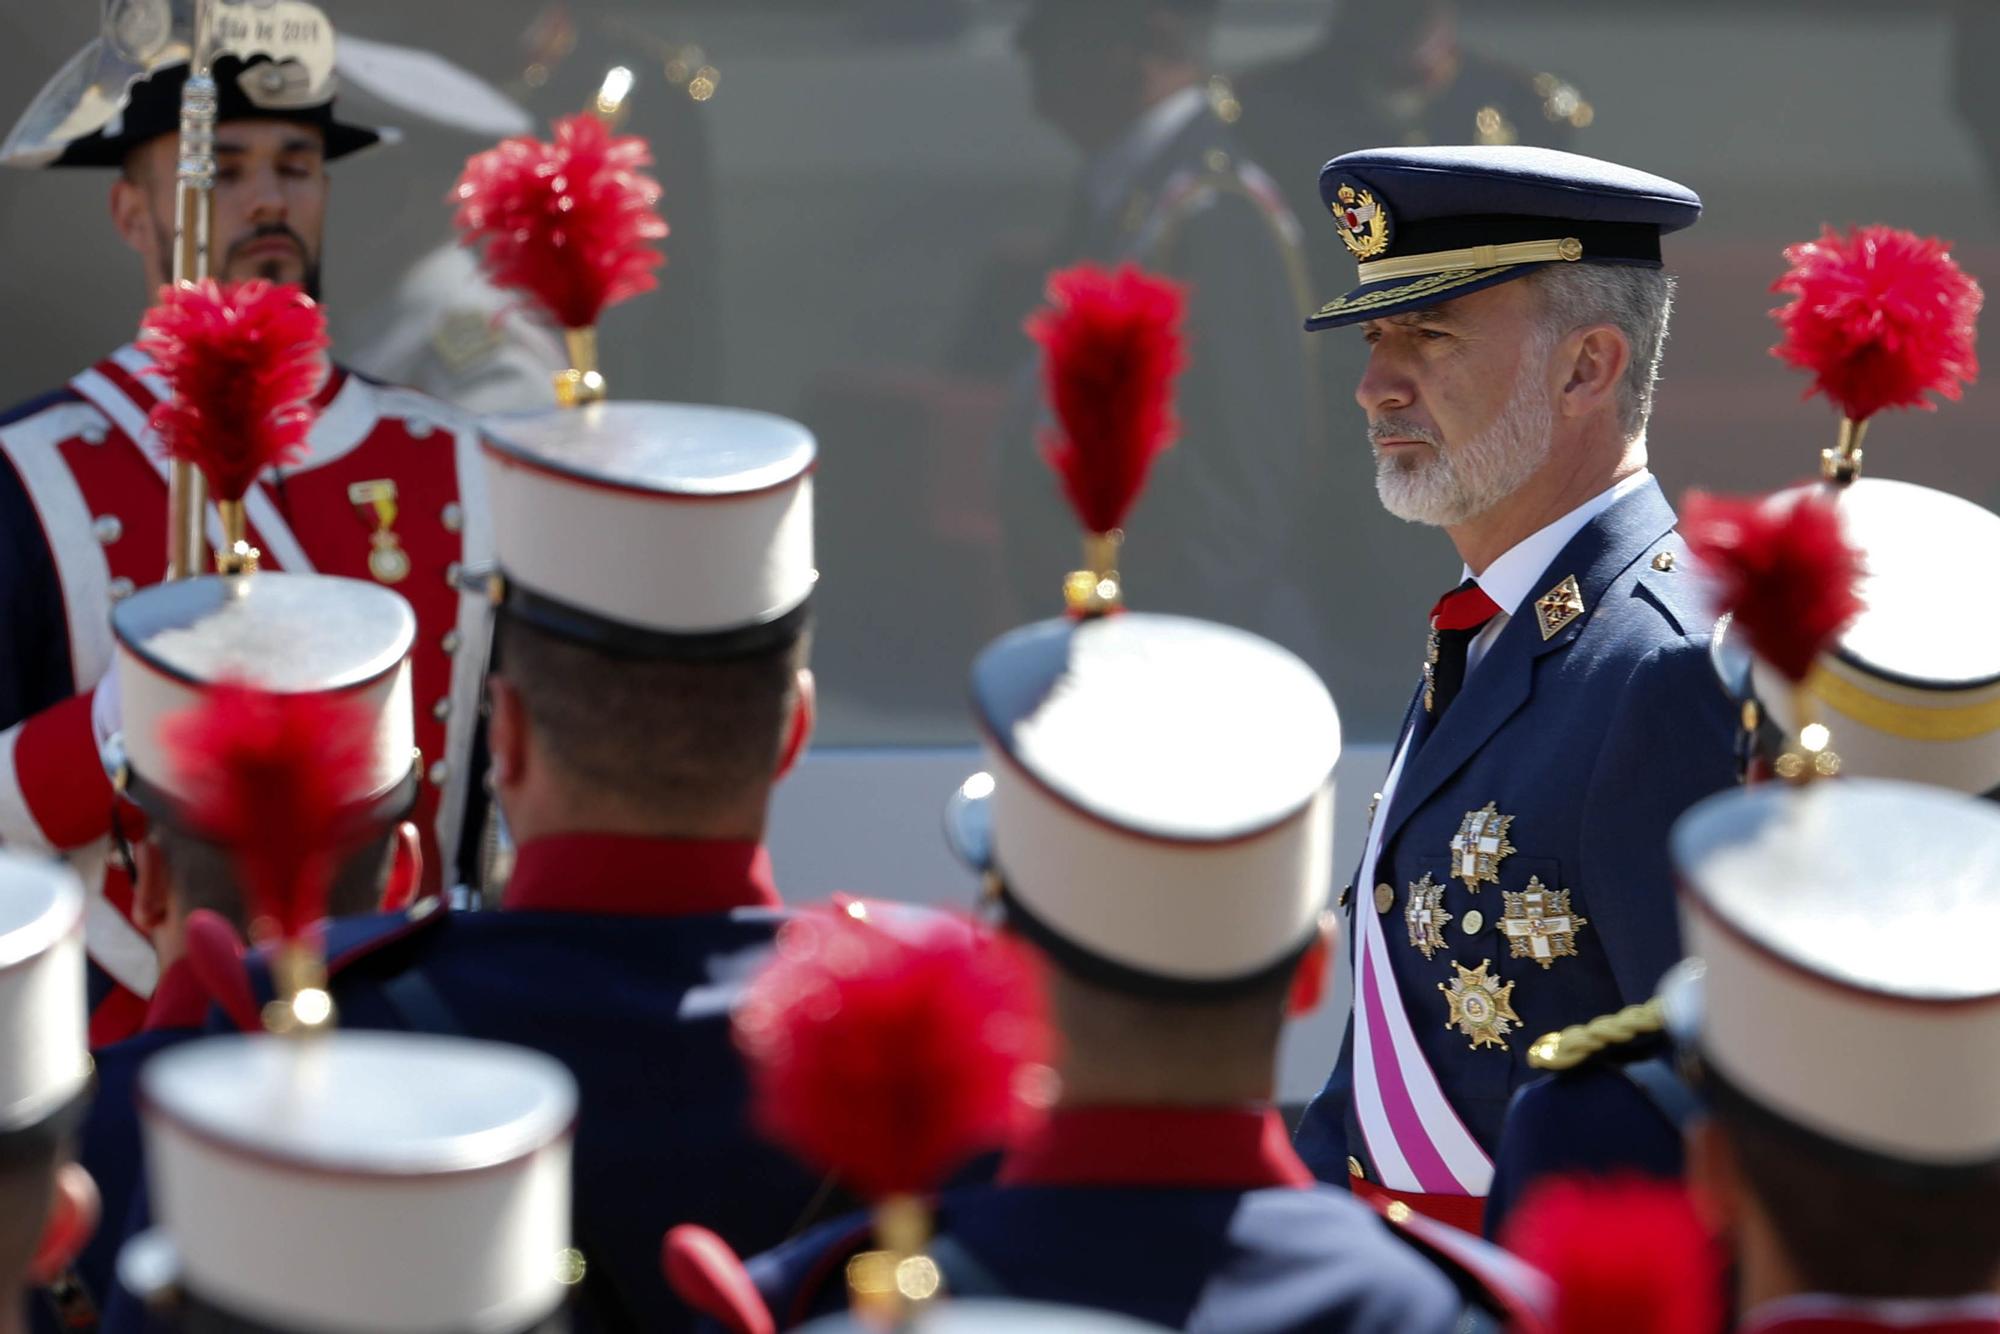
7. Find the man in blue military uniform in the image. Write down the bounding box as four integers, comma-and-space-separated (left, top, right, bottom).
1289, 145, 1739, 1227
1487, 475, 2000, 1235
729, 536, 1543, 1330
214, 403, 829, 1334
46, 567, 425, 1332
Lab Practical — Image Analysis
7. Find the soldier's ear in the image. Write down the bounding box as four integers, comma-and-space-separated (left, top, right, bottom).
27, 1162, 99, 1286
1286, 914, 1337, 1017
1682, 1116, 1739, 1237
131, 837, 173, 938
776, 668, 816, 781
486, 675, 528, 791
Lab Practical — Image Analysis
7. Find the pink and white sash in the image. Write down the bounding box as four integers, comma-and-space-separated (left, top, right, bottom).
1349, 739, 1494, 1196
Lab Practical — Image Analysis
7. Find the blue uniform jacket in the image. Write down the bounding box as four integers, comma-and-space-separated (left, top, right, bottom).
1295, 478, 1736, 1183
734, 1107, 1533, 1334
1485, 1043, 1691, 1239
211, 837, 827, 1334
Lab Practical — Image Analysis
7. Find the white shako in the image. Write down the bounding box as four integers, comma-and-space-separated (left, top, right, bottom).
0, 853, 89, 1141
1714, 477, 2000, 797
480, 402, 816, 657
947, 612, 1341, 993
798, 1300, 1174, 1332
1664, 777, 2000, 1172
123, 1032, 578, 1334
110, 572, 420, 824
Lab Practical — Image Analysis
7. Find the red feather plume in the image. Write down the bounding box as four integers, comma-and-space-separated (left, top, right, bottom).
1026, 262, 1188, 534
452, 112, 668, 329
1771, 224, 1982, 423
137, 279, 328, 503
162, 682, 376, 951
734, 906, 1053, 1200
1682, 487, 1865, 684
1502, 1177, 1725, 1334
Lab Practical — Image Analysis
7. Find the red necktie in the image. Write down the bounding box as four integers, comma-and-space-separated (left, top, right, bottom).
1424, 578, 1503, 722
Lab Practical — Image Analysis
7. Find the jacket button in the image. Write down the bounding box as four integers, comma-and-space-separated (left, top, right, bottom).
441, 630, 462, 655
441, 502, 463, 533
107, 576, 136, 601
427, 760, 449, 786
1373, 883, 1395, 914
432, 698, 451, 721
92, 515, 123, 545
444, 561, 462, 589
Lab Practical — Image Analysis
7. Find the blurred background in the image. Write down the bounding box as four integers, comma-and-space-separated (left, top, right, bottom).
5, 0, 1998, 755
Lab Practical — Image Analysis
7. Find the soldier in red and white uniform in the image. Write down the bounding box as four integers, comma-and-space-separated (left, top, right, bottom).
0, 50, 494, 1043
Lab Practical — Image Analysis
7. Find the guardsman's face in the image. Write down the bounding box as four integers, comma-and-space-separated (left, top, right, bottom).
1354, 280, 1556, 527
115, 120, 329, 298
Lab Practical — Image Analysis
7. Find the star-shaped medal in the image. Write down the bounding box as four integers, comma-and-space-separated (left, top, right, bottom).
1438, 959, 1521, 1051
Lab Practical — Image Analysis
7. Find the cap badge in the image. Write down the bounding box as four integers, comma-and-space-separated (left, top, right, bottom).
1332, 183, 1391, 260
348, 480, 410, 585
1449, 802, 1516, 891
1404, 874, 1452, 960
1500, 878, 1589, 970
1439, 959, 1520, 1051
1534, 574, 1586, 640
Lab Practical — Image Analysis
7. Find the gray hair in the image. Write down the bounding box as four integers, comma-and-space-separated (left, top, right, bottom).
1529, 264, 1677, 440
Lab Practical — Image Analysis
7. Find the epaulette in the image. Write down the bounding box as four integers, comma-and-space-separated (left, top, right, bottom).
1367, 1196, 1553, 1331
1526, 997, 1665, 1072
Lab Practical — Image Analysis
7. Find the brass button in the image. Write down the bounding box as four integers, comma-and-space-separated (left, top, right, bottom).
1386, 1201, 1413, 1225
107, 576, 136, 602
1337, 885, 1351, 910
1373, 882, 1395, 914
444, 561, 462, 589
1462, 909, 1485, 935
1347, 1155, 1364, 1179
1652, 550, 1676, 572
92, 515, 123, 545
432, 698, 451, 721
441, 630, 462, 655
441, 502, 463, 533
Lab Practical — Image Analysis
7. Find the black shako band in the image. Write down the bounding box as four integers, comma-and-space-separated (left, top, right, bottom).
493, 572, 813, 663
996, 877, 1316, 1002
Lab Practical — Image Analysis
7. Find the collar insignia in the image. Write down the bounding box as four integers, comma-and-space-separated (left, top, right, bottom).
1534, 574, 1586, 640
1332, 183, 1391, 259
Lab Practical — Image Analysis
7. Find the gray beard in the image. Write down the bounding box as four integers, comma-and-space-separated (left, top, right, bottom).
1372, 346, 1556, 528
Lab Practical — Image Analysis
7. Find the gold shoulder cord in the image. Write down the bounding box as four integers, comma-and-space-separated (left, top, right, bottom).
1526, 997, 1664, 1071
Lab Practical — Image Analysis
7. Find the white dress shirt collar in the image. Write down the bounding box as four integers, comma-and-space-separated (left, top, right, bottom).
1466, 469, 1653, 616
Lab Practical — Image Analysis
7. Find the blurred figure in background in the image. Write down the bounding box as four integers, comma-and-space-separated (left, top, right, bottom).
995, 0, 1325, 664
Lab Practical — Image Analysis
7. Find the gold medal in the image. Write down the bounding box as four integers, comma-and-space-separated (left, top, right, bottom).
1404, 874, 1451, 960
348, 480, 410, 586
1449, 802, 1516, 891
1500, 877, 1589, 970
1439, 959, 1520, 1051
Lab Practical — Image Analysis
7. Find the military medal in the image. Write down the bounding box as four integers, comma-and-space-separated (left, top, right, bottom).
1404, 874, 1451, 960
1449, 802, 1516, 891
348, 479, 411, 585
1500, 877, 1589, 970
1534, 574, 1586, 640
1439, 959, 1520, 1051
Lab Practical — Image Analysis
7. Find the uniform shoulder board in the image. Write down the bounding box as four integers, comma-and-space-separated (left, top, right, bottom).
1526, 997, 1665, 1072
1368, 1197, 1553, 1330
